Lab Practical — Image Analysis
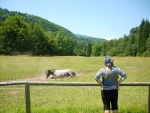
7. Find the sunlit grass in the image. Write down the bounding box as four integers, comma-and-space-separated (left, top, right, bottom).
1, 56, 150, 82
0, 56, 150, 113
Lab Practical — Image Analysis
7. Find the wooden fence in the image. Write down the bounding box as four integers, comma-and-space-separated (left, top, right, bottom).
0, 81, 150, 113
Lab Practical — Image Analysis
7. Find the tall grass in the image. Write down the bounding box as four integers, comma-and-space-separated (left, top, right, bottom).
0, 56, 150, 113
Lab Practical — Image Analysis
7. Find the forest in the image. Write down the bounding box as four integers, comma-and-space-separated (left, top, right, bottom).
0, 8, 150, 57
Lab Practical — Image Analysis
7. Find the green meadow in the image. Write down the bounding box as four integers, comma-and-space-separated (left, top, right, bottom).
0, 56, 150, 113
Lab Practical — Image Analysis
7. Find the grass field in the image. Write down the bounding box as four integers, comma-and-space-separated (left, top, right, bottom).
0, 56, 150, 113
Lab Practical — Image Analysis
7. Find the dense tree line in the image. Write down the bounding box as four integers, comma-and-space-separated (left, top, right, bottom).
0, 8, 105, 56
89, 19, 150, 57
0, 8, 150, 56
101, 19, 150, 57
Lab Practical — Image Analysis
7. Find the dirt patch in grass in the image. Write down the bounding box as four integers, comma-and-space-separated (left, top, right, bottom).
18, 74, 50, 81
18, 73, 79, 81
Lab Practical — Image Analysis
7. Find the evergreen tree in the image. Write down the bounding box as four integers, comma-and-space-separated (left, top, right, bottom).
101, 42, 107, 56
138, 19, 150, 56
144, 34, 150, 56
86, 42, 92, 57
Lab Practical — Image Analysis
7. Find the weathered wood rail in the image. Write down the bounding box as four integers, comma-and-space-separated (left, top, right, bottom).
0, 81, 150, 113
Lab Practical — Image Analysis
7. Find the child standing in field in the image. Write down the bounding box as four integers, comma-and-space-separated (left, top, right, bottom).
94, 56, 127, 113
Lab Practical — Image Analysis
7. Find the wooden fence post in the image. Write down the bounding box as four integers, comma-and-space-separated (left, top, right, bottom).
25, 82, 31, 113
148, 86, 150, 113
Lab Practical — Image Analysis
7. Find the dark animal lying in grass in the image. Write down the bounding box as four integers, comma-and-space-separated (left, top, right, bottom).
45, 69, 76, 79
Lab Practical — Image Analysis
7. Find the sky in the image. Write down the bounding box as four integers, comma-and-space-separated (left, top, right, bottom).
0, 0, 150, 40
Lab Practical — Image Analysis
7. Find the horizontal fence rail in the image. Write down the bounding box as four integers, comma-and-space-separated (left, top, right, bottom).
0, 81, 150, 113
1, 81, 150, 86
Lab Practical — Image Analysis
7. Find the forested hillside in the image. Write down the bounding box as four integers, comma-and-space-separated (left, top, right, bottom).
0, 8, 150, 56
0, 8, 105, 56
